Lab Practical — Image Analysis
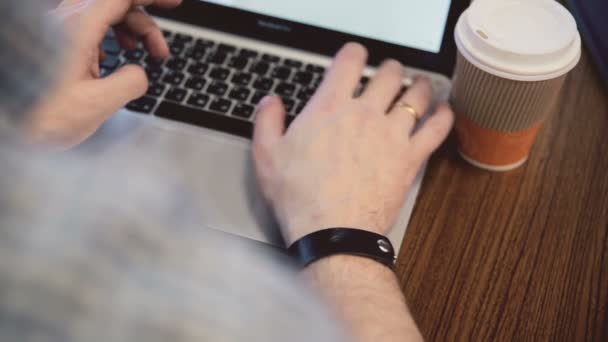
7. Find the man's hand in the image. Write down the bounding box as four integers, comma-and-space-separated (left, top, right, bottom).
253, 43, 454, 245
25, 0, 182, 148
253, 42, 451, 342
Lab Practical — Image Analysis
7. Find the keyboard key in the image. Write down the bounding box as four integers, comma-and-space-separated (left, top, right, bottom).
253, 77, 274, 91
209, 67, 231, 81
275, 82, 297, 97
174, 33, 193, 43
123, 59, 144, 67
297, 86, 316, 101
146, 67, 163, 82
293, 71, 314, 85
169, 42, 185, 55
187, 93, 210, 109
283, 59, 302, 68
270, 66, 291, 80
102, 38, 121, 55
145, 56, 164, 68
124, 48, 144, 61
187, 62, 209, 76
250, 61, 270, 76
231, 103, 254, 119
207, 81, 229, 96
285, 115, 296, 127
305, 64, 326, 74
185, 46, 207, 60
229, 87, 251, 102
231, 72, 253, 86
209, 97, 233, 113
166, 87, 188, 103
217, 43, 237, 54
280, 97, 296, 113
155, 101, 254, 138
227, 56, 249, 70
195, 38, 215, 48
100, 55, 119, 69
127, 96, 157, 113
147, 83, 166, 97
206, 52, 227, 65
162, 30, 172, 38
262, 53, 280, 63
162, 71, 185, 86
185, 76, 207, 91
238, 49, 258, 59
166, 57, 187, 71
100, 67, 110, 78
312, 77, 322, 89
251, 91, 268, 105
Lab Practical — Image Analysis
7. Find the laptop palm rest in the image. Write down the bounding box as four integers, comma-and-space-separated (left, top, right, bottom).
82, 109, 416, 251
81, 110, 284, 246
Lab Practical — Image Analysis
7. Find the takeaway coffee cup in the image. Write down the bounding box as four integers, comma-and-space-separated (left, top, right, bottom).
451, 0, 581, 171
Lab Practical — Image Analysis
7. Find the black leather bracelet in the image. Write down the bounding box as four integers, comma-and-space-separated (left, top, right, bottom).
287, 228, 396, 269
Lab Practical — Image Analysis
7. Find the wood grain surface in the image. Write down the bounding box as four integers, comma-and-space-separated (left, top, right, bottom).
396, 49, 608, 341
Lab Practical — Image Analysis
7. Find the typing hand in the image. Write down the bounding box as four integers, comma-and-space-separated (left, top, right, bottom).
253, 43, 454, 245
24, 0, 182, 148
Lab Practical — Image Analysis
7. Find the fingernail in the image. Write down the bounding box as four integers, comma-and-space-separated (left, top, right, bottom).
255, 96, 274, 113
259, 95, 274, 107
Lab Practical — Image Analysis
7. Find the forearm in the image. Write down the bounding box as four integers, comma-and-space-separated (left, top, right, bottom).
305, 255, 423, 342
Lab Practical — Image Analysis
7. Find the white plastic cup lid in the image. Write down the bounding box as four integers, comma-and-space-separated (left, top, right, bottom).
455, 0, 581, 81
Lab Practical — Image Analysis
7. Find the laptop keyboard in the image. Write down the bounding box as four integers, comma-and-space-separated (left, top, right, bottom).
100, 28, 366, 139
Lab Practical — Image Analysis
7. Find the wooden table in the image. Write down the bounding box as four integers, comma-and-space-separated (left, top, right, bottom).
397, 49, 608, 341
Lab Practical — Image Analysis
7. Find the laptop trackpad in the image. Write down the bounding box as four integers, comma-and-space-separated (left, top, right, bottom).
83, 110, 284, 246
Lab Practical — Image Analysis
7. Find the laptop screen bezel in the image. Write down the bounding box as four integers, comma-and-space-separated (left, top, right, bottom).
149, 1, 469, 77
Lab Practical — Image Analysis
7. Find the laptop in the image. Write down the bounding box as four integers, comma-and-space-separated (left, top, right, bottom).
95, 0, 468, 250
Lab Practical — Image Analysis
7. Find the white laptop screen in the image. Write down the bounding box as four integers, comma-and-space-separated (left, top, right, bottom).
201, 1, 453, 53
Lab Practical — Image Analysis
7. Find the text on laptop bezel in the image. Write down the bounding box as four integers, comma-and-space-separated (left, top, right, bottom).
148, 0, 469, 77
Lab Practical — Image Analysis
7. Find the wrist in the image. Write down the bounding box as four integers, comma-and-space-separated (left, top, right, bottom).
282, 213, 391, 246
288, 228, 396, 270
304, 255, 400, 300
306, 254, 393, 274
280, 208, 392, 246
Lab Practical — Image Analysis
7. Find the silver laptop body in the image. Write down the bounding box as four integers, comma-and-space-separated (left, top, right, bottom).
89, 0, 466, 250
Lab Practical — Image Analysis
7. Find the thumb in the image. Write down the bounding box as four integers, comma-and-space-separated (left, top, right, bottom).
89, 64, 148, 114
253, 96, 286, 151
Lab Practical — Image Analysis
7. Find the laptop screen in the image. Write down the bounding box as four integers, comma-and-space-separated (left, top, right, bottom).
201, 1, 453, 54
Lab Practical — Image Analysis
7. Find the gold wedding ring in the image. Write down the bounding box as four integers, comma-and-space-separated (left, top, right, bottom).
394, 101, 420, 121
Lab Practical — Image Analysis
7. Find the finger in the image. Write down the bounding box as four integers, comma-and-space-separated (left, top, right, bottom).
313, 42, 368, 104
360, 59, 404, 112
114, 28, 139, 50
80, 0, 182, 44
92, 0, 182, 24
253, 96, 287, 152
99, 44, 107, 62
121, 8, 169, 58
89, 64, 149, 114
387, 76, 433, 131
410, 103, 455, 160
